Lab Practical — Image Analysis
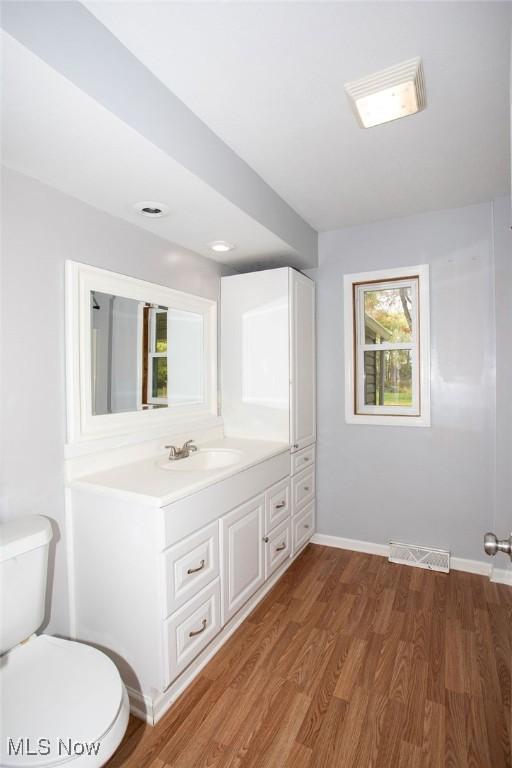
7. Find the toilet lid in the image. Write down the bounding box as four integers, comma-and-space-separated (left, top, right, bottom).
1, 635, 125, 767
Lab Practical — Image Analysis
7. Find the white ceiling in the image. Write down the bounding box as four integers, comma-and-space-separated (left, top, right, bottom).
1, 33, 297, 270
87, 0, 511, 231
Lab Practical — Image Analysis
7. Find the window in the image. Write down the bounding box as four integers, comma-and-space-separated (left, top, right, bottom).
146, 306, 168, 405
344, 265, 430, 426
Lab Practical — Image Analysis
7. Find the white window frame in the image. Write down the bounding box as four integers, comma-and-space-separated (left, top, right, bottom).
65, 261, 218, 446
146, 307, 168, 406
344, 264, 430, 427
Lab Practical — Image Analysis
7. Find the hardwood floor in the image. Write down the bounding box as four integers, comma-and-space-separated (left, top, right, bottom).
107, 545, 512, 767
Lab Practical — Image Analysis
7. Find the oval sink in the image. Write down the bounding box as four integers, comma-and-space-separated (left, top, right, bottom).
157, 449, 243, 472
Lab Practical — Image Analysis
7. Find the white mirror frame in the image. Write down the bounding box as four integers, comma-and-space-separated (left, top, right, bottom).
65, 261, 218, 446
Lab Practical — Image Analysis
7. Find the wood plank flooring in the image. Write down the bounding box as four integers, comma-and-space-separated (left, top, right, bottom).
107, 545, 512, 768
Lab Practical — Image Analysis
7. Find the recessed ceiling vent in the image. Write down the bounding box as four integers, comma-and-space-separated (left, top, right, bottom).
133, 201, 169, 218
345, 57, 426, 128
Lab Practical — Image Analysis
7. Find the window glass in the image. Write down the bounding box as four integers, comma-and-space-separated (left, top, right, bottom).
363, 350, 413, 407
364, 286, 413, 343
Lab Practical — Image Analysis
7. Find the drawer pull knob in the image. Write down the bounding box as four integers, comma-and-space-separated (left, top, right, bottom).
187, 559, 206, 575
275, 501, 286, 509
304, 524, 310, 529
304, 457, 310, 462
276, 542, 286, 552
303, 486, 310, 492
293, 443, 299, 449
263, 536, 269, 543
189, 618, 207, 637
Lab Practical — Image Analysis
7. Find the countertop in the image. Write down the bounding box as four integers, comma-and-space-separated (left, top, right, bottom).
68, 437, 290, 507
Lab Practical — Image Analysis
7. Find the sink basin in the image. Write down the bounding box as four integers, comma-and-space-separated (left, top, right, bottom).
157, 449, 243, 472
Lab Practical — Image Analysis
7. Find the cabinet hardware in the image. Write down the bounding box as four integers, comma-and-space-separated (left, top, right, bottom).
189, 618, 207, 637
293, 443, 299, 449
303, 486, 310, 491
263, 536, 269, 543
275, 542, 286, 552
304, 457, 310, 462
304, 524, 310, 529
275, 501, 286, 509
187, 559, 206, 575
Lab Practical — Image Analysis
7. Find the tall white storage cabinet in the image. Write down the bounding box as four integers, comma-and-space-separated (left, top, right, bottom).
221, 268, 316, 449
221, 268, 316, 552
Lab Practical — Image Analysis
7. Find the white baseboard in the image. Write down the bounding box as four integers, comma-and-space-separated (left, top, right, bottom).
491, 567, 512, 586
311, 533, 389, 557
310, 533, 511, 585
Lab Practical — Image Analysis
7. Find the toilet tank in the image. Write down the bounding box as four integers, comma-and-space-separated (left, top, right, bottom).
0, 516, 53, 654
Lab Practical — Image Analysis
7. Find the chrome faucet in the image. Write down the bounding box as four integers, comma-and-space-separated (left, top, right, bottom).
164, 439, 198, 461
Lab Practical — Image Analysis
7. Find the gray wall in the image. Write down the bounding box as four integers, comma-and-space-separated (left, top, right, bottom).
310, 199, 510, 564
494, 195, 512, 571
0, 168, 233, 635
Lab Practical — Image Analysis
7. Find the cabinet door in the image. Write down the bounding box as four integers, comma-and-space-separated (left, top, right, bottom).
290, 270, 316, 452
221, 495, 265, 623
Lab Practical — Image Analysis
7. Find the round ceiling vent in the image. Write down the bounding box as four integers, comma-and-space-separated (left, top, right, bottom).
133, 201, 169, 218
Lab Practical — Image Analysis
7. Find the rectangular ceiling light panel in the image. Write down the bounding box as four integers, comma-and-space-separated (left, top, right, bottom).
345, 57, 426, 128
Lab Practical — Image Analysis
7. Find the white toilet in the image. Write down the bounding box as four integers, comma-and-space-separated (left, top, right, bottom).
0, 516, 130, 767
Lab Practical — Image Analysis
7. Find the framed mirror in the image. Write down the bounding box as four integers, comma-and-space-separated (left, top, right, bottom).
65, 262, 217, 444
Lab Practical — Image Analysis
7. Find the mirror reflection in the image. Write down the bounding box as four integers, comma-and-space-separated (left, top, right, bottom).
90, 291, 204, 416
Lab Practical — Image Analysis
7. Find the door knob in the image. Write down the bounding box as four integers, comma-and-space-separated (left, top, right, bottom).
484, 532, 512, 560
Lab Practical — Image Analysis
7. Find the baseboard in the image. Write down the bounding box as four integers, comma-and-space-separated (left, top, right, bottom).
491, 567, 512, 586
310, 532, 389, 557
310, 532, 511, 585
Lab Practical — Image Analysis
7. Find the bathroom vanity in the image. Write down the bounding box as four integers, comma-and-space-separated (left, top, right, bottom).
65, 262, 316, 724
68, 437, 315, 723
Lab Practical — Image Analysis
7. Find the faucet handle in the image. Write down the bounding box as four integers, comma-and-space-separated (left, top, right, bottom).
183, 439, 198, 452
165, 445, 178, 458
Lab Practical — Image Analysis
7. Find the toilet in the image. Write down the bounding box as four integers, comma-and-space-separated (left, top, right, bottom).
0, 516, 130, 767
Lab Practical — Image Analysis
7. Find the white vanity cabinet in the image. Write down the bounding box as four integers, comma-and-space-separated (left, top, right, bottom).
221, 267, 316, 452
68, 446, 306, 725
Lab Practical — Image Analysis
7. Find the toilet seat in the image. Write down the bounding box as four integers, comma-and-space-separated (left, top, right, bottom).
1, 635, 129, 767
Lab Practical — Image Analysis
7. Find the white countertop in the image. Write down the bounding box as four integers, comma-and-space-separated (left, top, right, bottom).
68, 437, 290, 508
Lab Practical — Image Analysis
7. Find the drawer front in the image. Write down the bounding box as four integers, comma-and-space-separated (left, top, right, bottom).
264, 519, 291, 579
265, 478, 291, 533
164, 580, 221, 687
292, 465, 315, 513
163, 523, 219, 616
293, 502, 315, 554
291, 444, 316, 476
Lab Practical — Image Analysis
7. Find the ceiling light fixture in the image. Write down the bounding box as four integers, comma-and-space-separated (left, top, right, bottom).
209, 240, 235, 253
344, 57, 426, 128
133, 201, 169, 218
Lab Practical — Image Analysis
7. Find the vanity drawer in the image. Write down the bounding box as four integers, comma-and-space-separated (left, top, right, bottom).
292, 465, 315, 513
291, 444, 315, 476
264, 519, 291, 579
164, 580, 221, 687
265, 478, 291, 533
163, 522, 219, 616
293, 501, 315, 554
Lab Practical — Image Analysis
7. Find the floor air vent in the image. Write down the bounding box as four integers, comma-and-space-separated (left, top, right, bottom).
389, 542, 450, 573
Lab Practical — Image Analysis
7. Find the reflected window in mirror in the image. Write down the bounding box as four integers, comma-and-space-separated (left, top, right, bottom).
90, 292, 206, 416
145, 306, 168, 407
